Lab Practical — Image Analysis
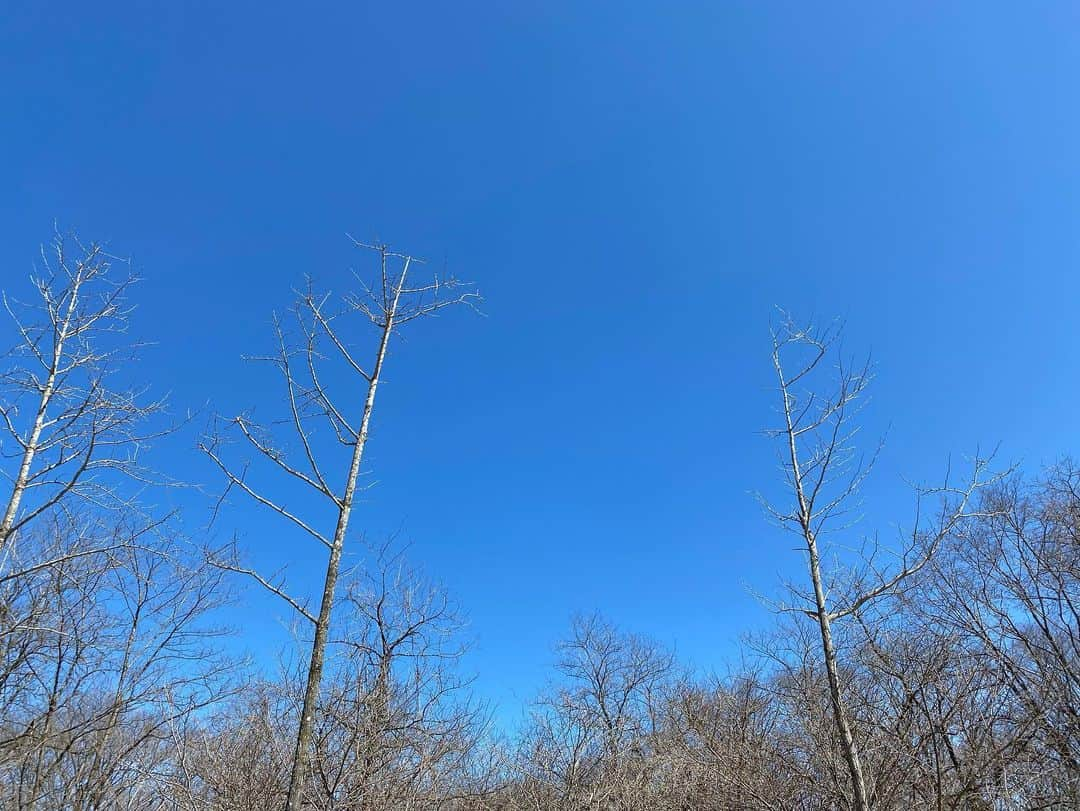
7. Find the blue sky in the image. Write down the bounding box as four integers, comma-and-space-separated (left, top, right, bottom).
3, 3, 1078, 722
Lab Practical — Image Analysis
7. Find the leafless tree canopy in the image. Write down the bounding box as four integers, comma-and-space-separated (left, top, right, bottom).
0, 234, 232, 810
3, 233, 1077, 810
199, 241, 479, 811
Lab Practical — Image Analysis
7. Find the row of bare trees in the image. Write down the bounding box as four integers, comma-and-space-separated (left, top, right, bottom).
501, 456, 1080, 809
1, 232, 1076, 809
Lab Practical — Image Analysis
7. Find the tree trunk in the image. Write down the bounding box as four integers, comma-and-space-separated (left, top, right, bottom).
283, 263, 406, 811
806, 531, 870, 811
0, 270, 80, 549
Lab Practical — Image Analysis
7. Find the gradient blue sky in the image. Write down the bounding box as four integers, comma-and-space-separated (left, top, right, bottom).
3, 3, 1078, 721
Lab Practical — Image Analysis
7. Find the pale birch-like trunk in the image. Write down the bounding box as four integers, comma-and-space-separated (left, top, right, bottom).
199, 243, 476, 810
781, 410, 869, 810
283, 262, 407, 811
771, 321, 872, 811
765, 317, 989, 810
0, 265, 82, 550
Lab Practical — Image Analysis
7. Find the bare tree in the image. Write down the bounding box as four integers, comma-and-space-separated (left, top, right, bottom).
166, 545, 493, 811
0, 232, 235, 811
162, 680, 294, 811
659, 668, 806, 810
309, 545, 491, 809
0, 507, 233, 810
200, 240, 477, 811
843, 601, 1028, 810
760, 314, 997, 811
914, 463, 1080, 806
0, 233, 165, 555
516, 614, 674, 810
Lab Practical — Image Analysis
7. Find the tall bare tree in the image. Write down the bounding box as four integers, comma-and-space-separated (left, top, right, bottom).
0, 233, 165, 555
201, 240, 477, 811
760, 314, 996, 811
0, 232, 232, 811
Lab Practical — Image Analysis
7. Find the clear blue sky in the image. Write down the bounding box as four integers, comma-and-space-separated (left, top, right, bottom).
3, 3, 1078, 721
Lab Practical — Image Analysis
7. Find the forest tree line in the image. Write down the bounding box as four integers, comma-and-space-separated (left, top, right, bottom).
0, 233, 1076, 810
